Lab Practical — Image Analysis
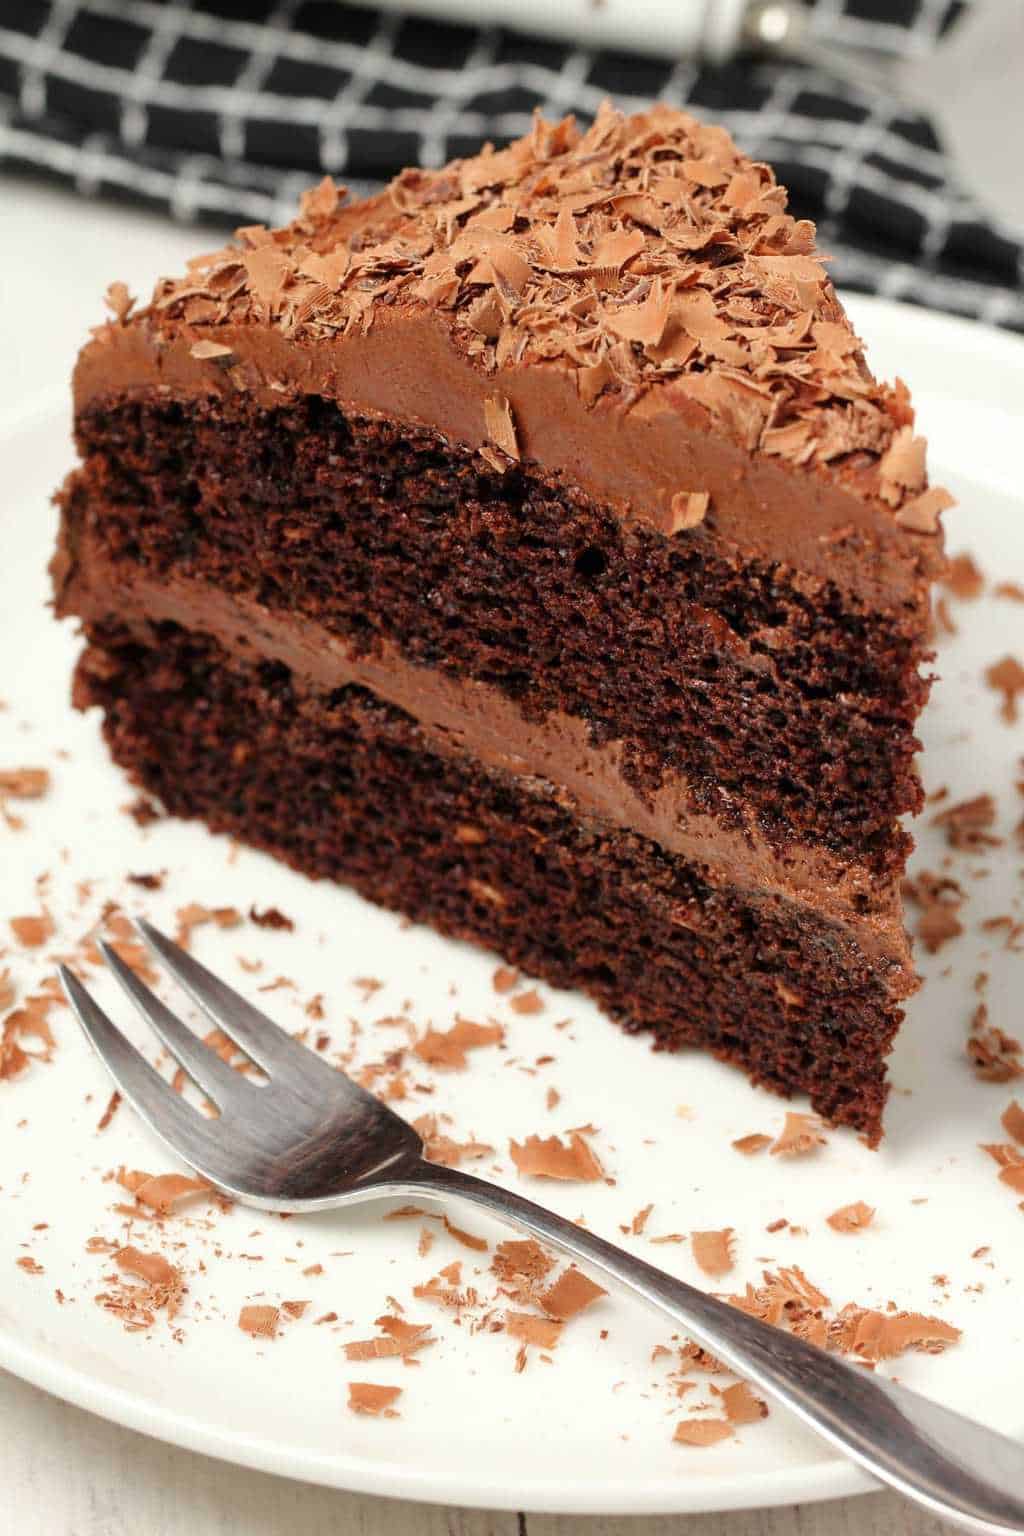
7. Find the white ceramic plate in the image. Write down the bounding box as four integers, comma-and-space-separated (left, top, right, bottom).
2, 296, 1023, 1516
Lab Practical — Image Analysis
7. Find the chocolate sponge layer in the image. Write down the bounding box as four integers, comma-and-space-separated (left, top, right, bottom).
73, 618, 903, 1140
63, 390, 932, 876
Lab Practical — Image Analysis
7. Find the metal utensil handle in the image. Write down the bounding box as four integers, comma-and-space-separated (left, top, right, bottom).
411, 1162, 1024, 1536
360, 0, 760, 64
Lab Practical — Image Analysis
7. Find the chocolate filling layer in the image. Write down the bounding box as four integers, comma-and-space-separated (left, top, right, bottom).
73, 618, 904, 1141
63, 390, 931, 874
57, 541, 914, 978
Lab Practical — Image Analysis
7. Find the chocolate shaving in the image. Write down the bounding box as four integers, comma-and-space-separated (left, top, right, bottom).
97, 1245, 185, 1329
894, 486, 954, 534
538, 1266, 607, 1320
985, 656, 1024, 724
238, 1304, 280, 1338
630, 1203, 654, 1235
442, 1213, 488, 1252
127, 871, 164, 890
826, 1201, 875, 1234
124, 795, 161, 827
96, 1089, 122, 1132
942, 552, 985, 601
673, 1418, 732, 1447
732, 1133, 771, 1156
509, 1131, 604, 1181
104, 281, 135, 322
770, 1112, 826, 1157
691, 1229, 735, 1277
968, 1003, 1023, 1083
0, 768, 49, 800
1001, 1100, 1024, 1145
668, 491, 710, 533
189, 339, 233, 360
726, 1263, 960, 1366
413, 1260, 472, 1309
932, 794, 1000, 851
902, 870, 964, 954
298, 247, 350, 288
505, 1311, 563, 1349
833, 1308, 961, 1361
591, 228, 646, 270
492, 1238, 555, 1293
604, 277, 672, 348
348, 1382, 401, 1416
509, 988, 544, 1016
174, 902, 243, 949
241, 246, 292, 308
299, 176, 343, 220
1, 992, 58, 1080
249, 904, 294, 930
345, 1316, 433, 1360
9, 911, 54, 949
720, 1381, 768, 1425
878, 426, 926, 506
414, 1017, 503, 1069
483, 394, 519, 461
980, 915, 1024, 953
116, 1246, 176, 1287
128, 1172, 212, 1214
414, 1113, 493, 1167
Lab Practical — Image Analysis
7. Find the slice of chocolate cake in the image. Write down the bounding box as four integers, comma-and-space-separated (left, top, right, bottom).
53, 104, 950, 1141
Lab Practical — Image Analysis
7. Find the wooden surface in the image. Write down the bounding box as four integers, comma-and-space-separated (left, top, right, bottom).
0, 1368, 957, 1535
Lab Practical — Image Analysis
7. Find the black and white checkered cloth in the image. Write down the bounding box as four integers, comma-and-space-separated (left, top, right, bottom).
2, 0, 1022, 330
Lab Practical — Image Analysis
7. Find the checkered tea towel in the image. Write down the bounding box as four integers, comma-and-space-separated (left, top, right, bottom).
1, 0, 1022, 330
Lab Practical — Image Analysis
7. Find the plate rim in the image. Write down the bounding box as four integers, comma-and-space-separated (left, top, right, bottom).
3, 292, 1021, 1515
0, 1317, 873, 1514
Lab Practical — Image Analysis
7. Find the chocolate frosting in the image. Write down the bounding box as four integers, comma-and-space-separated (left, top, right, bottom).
76, 102, 948, 606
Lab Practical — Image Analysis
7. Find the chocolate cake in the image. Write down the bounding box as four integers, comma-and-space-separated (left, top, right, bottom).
53, 104, 950, 1141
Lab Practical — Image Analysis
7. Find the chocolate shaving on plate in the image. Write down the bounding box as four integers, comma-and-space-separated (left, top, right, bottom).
348, 1382, 402, 1416
238, 1304, 280, 1339
414, 1017, 503, 1069
770, 1112, 826, 1157
985, 656, 1024, 724
538, 1266, 607, 1320
826, 1201, 875, 1234
674, 1418, 733, 1447
932, 794, 1000, 851
967, 1003, 1023, 1084
691, 1229, 735, 1277
941, 551, 985, 601
508, 1132, 604, 1181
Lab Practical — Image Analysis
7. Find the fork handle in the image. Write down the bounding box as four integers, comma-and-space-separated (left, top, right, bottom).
407, 1162, 1024, 1535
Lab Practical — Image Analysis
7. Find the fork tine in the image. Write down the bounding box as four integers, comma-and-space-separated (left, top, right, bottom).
98, 941, 255, 1110
59, 964, 210, 1152
133, 918, 331, 1094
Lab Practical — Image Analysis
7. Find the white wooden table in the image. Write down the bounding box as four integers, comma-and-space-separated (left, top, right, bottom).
0, 180, 953, 1536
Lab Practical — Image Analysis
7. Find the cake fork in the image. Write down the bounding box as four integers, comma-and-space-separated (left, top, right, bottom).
60, 920, 1024, 1535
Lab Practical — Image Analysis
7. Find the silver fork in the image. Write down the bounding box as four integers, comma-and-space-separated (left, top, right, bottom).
60, 920, 1024, 1535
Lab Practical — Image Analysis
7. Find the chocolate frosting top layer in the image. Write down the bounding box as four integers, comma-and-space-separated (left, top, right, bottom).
99, 102, 949, 546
